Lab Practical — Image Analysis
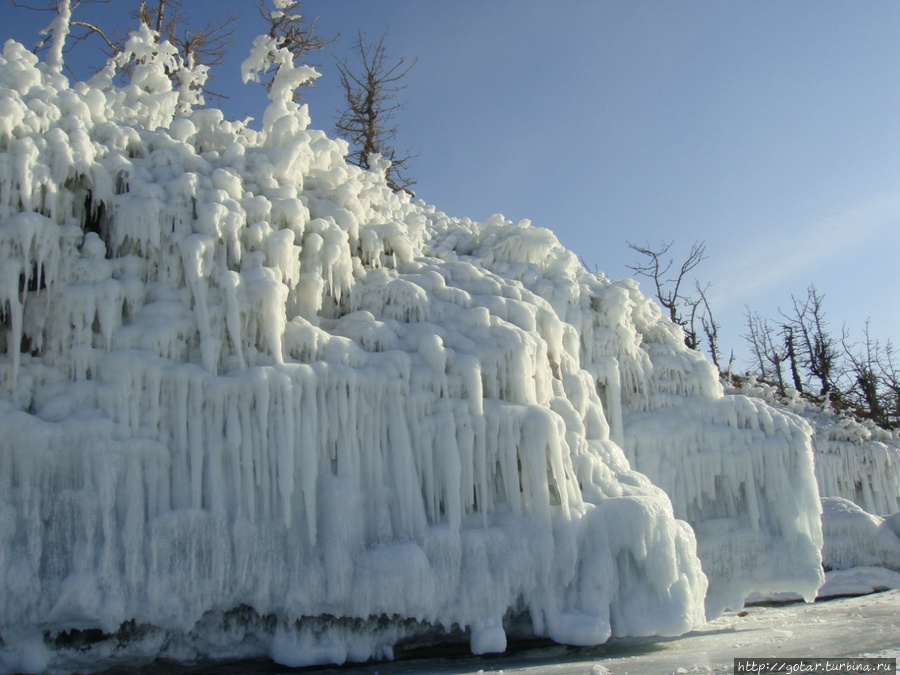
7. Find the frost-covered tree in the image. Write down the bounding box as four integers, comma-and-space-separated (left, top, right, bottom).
122, 0, 237, 108
335, 29, 417, 193
39, 0, 71, 73
16, 0, 236, 108
15, 0, 116, 74
257, 0, 335, 100
241, 21, 320, 135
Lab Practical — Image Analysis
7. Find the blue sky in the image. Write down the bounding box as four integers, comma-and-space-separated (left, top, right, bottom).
4, 1, 900, 369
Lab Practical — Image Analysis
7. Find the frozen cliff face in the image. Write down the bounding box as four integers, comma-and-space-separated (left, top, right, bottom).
588, 304, 825, 614
622, 389, 824, 615
0, 27, 820, 674
734, 378, 900, 517
816, 428, 900, 517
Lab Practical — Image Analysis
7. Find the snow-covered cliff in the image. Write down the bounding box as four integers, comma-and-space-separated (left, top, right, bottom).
0, 25, 822, 674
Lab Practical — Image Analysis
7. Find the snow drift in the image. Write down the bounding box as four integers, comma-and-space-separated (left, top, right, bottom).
0, 21, 821, 674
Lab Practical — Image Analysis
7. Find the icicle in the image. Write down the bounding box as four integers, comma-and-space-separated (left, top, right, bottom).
220, 269, 245, 369
179, 234, 218, 373
0, 257, 23, 382
275, 372, 295, 528
595, 356, 624, 448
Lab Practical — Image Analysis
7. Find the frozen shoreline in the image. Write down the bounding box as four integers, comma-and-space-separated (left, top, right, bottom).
61, 589, 899, 675
293, 589, 900, 675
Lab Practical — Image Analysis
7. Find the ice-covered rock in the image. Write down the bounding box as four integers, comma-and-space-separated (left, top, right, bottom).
0, 21, 823, 674
729, 375, 900, 604
816, 566, 900, 599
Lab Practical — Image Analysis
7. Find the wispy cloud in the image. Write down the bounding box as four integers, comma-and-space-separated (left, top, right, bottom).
708, 190, 900, 312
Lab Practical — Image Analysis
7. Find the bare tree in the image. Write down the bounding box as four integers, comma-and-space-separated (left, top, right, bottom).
783, 324, 804, 393
842, 321, 888, 425
143, 2, 236, 67
743, 309, 787, 390
696, 281, 721, 369
335, 29, 417, 193
746, 286, 900, 429
744, 308, 767, 377
784, 285, 841, 398
626, 240, 707, 350
877, 340, 900, 426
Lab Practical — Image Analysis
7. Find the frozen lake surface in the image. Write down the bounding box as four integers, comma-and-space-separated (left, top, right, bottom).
139, 590, 900, 675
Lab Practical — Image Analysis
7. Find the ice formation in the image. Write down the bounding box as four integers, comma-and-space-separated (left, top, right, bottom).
728, 372, 900, 603
622, 380, 824, 614
734, 378, 900, 516
820, 497, 900, 573
0, 19, 825, 674
745, 497, 900, 602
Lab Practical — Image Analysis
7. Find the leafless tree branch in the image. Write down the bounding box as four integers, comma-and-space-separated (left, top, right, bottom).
627, 240, 707, 349
335, 29, 417, 193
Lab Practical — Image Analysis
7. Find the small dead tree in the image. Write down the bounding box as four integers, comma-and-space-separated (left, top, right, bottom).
743, 309, 787, 390
696, 281, 721, 370
783, 324, 804, 393
785, 285, 841, 398
877, 340, 900, 427
335, 29, 417, 193
843, 321, 887, 425
743, 309, 767, 379
627, 240, 707, 350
